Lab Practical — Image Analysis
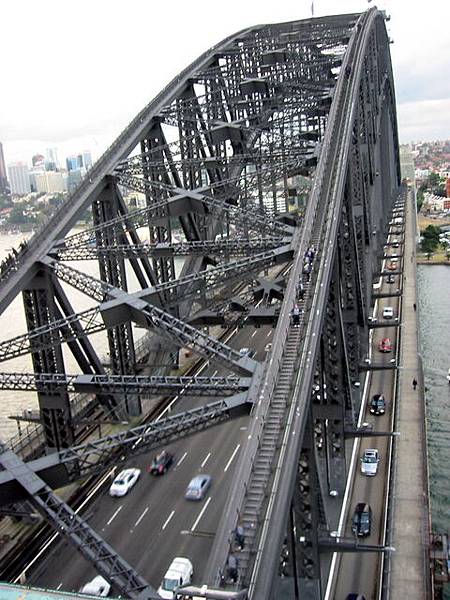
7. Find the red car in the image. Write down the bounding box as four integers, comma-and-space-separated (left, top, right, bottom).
378, 337, 392, 353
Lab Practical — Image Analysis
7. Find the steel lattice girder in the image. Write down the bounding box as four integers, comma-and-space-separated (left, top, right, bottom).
50, 246, 294, 309
0, 443, 159, 599
205, 9, 400, 595
55, 237, 289, 261
0, 306, 104, 364
0, 394, 252, 505
0, 372, 251, 396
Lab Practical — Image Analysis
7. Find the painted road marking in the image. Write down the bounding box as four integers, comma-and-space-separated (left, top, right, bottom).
201, 452, 211, 468
191, 497, 212, 532
176, 451, 188, 467
162, 510, 175, 530
224, 444, 241, 472
134, 507, 149, 528
107, 506, 122, 525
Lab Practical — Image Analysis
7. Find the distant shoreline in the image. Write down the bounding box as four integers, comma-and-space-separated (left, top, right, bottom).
416, 255, 450, 265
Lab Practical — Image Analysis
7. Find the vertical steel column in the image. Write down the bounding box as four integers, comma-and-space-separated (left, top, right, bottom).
23, 269, 73, 450
315, 270, 350, 495
291, 412, 327, 600
140, 122, 176, 290
92, 180, 138, 416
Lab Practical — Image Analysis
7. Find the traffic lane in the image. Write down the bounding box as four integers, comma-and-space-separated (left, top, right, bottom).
31, 411, 249, 593
133, 425, 246, 586
334, 283, 401, 598
334, 369, 395, 598
29, 322, 276, 592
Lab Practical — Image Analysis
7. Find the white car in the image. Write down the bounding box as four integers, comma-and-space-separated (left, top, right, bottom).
360, 449, 380, 476
109, 468, 141, 497
157, 557, 193, 599
382, 306, 394, 319
80, 575, 111, 597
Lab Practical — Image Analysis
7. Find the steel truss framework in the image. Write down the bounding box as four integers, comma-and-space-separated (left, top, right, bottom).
0, 8, 400, 600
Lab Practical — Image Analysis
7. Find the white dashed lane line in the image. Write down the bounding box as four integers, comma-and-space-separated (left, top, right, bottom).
200, 452, 211, 468
134, 507, 149, 528
106, 506, 122, 526
176, 451, 188, 468
162, 510, 175, 530
191, 497, 212, 532
224, 444, 241, 473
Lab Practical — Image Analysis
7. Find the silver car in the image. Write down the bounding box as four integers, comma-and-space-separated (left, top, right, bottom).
360, 449, 379, 476
185, 474, 212, 500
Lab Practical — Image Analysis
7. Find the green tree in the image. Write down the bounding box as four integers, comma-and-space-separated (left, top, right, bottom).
421, 225, 441, 254
8, 206, 27, 225
428, 172, 440, 187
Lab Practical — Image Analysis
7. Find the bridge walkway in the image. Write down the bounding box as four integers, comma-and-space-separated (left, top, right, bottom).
389, 189, 431, 597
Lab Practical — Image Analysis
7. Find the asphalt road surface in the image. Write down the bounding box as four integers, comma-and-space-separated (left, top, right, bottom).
333, 222, 404, 600
28, 324, 275, 595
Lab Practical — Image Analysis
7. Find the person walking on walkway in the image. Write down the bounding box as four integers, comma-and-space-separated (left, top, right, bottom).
413, 302, 416, 311
412, 377, 418, 390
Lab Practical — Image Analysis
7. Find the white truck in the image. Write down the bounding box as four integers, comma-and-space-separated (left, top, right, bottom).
157, 557, 193, 599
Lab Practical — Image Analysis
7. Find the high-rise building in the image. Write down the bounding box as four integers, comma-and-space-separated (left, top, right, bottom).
66, 155, 81, 171
8, 162, 30, 196
67, 168, 83, 192
82, 151, 92, 170
46, 147, 59, 169
35, 171, 67, 193
0, 142, 8, 194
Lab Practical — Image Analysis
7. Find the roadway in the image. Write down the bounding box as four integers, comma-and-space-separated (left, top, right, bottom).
332, 200, 405, 599
26, 322, 275, 595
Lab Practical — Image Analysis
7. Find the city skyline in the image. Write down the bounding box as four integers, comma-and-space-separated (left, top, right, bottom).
2, 0, 450, 166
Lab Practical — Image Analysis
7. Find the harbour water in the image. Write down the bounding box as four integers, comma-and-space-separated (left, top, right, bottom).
417, 264, 450, 533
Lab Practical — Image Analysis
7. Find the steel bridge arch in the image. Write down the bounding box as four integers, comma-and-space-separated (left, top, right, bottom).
0, 8, 400, 600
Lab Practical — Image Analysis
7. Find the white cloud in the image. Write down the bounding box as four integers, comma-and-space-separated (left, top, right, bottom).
1, 0, 449, 163
398, 98, 450, 143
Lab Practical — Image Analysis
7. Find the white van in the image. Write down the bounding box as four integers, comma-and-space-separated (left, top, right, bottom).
157, 557, 193, 599
80, 576, 110, 597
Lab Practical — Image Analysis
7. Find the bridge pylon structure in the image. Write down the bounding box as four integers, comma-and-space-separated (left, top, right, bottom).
0, 7, 400, 600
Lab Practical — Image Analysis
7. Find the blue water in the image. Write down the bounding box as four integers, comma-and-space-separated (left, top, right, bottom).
417, 264, 450, 533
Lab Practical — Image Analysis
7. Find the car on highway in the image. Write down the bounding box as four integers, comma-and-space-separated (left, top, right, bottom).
351, 503, 372, 537
346, 595, 367, 600
157, 557, 193, 599
80, 575, 111, 597
382, 306, 394, 319
391, 239, 400, 248
265, 342, 272, 353
148, 450, 174, 475
185, 474, 212, 500
239, 347, 255, 357
370, 394, 386, 416
387, 259, 398, 271
109, 468, 141, 497
378, 337, 392, 353
360, 448, 380, 476
386, 274, 396, 284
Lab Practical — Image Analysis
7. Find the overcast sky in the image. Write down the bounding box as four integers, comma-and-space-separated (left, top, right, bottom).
1, 0, 449, 166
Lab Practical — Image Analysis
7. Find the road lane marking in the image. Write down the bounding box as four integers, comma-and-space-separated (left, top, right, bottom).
267, 330, 272, 337
212, 370, 218, 377
201, 452, 211, 468
134, 507, 149, 528
56, 584, 62, 590
162, 510, 175, 530
107, 506, 122, 525
251, 330, 257, 338
176, 452, 188, 467
191, 497, 212, 532
224, 444, 241, 472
